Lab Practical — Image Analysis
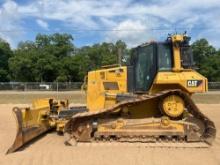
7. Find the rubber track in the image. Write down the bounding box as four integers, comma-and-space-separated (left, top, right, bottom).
76, 142, 209, 148
65, 90, 216, 146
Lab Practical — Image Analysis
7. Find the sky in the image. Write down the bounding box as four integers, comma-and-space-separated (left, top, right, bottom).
0, 0, 220, 48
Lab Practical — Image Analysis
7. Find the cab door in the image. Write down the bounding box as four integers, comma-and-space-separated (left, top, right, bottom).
133, 44, 157, 92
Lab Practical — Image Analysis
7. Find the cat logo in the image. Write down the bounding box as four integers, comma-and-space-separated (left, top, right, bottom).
187, 80, 202, 87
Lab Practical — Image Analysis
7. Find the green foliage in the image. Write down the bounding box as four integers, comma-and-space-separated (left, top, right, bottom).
0, 39, 13, 81
192, 39, 220, 81
0, 33, 219, 82
8, 33, 127, 82
9, 33, 74, 82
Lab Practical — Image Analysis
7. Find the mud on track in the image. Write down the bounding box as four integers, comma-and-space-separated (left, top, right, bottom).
0, 104, 220, 165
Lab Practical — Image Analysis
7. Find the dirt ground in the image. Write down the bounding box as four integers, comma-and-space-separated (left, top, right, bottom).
0, 104, 220, 165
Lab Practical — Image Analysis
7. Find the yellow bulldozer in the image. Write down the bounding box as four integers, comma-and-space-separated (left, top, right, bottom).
7, 33, 216, 154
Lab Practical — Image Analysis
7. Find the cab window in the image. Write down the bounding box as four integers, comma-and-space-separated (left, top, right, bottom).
158, 44, 172, 71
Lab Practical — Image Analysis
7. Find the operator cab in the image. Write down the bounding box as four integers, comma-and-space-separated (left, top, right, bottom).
130, 36, 194, 93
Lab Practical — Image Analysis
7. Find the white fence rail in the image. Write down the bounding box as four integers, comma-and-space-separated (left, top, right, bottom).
208, 82, 220, 90
0, 82, 83, 91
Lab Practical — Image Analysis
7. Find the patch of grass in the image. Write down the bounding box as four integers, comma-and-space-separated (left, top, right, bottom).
0, 91, 219, 104
192, 93, 220, 104
0, 91, 86, 104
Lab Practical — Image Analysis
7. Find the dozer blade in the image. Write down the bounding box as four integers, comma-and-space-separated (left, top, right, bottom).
7, 100, 53, 154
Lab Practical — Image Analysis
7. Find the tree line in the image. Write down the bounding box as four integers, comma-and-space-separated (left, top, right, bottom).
0, 33, 219, 82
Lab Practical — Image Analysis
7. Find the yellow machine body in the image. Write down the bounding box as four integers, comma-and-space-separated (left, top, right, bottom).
86, 34, 207, 112
7, 34, 215, 154
87, 66, 128, 111
86, 68, 207, 112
